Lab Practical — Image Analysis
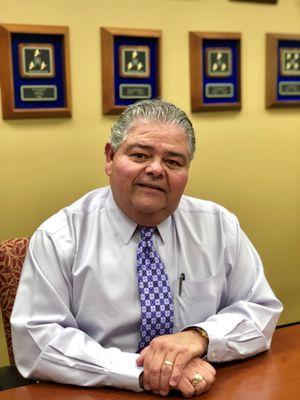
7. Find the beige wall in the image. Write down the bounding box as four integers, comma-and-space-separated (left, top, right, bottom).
0, 0, 299, 366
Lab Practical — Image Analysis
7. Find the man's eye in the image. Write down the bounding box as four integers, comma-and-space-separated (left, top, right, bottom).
131, 153, 147, 160
166, 159, 181, 167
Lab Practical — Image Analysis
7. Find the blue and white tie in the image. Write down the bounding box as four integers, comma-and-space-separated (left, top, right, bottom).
136, 226, 174, 352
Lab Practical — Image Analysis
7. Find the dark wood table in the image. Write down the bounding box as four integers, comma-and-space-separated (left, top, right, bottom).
0, 324, 299, 399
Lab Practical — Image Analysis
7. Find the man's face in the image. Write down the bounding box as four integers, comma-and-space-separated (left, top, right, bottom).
105, 121, 190, 226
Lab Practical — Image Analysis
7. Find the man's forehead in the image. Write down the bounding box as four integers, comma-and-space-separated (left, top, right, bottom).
125, 121, 187, 142
124, 132, 188, 149
128, 120, 184, 134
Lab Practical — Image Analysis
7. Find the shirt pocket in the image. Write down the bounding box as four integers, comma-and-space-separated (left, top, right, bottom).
172, 268, 225, 332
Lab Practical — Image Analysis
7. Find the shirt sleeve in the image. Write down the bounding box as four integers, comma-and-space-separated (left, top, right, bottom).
11, 230, 143, 392
185, 213, 283, 363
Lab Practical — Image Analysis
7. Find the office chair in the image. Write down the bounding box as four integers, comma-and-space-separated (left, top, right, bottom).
0, 238, 34, 390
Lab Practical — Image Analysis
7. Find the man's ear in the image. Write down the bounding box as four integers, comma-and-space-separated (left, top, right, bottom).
104, 143, 115, 176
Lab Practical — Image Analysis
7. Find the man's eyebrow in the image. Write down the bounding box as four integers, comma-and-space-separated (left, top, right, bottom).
125, 144, 188, 162
125, 143, 153, 152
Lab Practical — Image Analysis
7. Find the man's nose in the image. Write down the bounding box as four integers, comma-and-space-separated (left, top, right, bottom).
144, 158, 164, 177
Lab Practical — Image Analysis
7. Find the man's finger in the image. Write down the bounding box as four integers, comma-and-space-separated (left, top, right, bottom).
200, 360, 216, 376
202, 370, 216, 391
142, 349, 155, 391
147, 349, 167, 393
158, 352, 177, 395
169, 348, 191, 387
191, 365, 215, 393
176, 377, 195, 398
136, 346, 149, 366
193, 379, 207, 396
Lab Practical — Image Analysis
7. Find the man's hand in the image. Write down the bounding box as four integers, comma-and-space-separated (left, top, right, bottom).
175, 358, 216, 398
136, 330, 208, 396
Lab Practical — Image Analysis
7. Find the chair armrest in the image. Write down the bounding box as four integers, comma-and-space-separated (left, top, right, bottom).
0, 366, 35, 391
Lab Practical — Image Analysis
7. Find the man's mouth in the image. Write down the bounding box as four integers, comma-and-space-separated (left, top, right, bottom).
137, 183, 166, 192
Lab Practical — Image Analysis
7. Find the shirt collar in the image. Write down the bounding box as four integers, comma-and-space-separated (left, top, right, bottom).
156, 215, 172, 245
106, 188, 173, 245
106, 190, 137, 245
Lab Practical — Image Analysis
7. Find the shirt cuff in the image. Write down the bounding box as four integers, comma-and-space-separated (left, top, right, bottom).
189, 314, 266, 363
106, 351, 143, 392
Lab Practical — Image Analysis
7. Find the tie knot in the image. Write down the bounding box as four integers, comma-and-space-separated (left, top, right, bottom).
139, 226, 155, 239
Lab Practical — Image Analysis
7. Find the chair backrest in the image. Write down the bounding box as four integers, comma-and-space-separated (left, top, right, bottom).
0, 238, 30, 365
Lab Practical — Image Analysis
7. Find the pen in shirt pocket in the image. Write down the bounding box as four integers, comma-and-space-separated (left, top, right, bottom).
179, 273, 185, 296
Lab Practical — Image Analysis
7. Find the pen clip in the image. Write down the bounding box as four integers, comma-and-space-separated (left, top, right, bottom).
179, 273, 185, 296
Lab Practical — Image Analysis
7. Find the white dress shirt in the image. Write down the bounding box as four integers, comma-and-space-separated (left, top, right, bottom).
11, 187, 282, 391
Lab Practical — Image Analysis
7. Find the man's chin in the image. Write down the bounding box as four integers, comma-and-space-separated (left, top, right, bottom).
134, 203, 166, 214
124, 200, 173, 225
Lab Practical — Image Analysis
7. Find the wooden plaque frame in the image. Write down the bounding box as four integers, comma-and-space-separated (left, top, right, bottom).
101, 27, 161, 115
0, 23, 71, 119
230, 1, 278, 4
189, 31, 241, 112
266, 33, 300, 109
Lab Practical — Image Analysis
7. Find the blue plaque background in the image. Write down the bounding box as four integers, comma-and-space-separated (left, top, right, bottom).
202, 39, 240, 104
11, 33, 66, 109
277, 40, 300, 102
114, 36, 158, 106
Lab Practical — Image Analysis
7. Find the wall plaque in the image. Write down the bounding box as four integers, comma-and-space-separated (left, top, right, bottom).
0, 24, 72, 119
230, 1, 278, 4
101, 27, 161, 115
266, 33, 300, 108
189, 31, 241, 112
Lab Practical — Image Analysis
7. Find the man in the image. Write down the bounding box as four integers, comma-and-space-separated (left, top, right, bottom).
11, 99, 282, 398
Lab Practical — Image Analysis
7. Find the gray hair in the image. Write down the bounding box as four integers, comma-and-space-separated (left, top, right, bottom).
109, 99, 196, 159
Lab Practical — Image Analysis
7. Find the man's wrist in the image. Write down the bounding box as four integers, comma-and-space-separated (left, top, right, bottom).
187, 327, 209, 356
193, 327, 209, 340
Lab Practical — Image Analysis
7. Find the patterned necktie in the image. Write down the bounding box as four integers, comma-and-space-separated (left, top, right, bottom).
136, 226, 174, 352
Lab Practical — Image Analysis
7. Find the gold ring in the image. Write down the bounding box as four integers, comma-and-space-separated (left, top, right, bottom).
162, 360, 174, 367
191, 373, 204, 386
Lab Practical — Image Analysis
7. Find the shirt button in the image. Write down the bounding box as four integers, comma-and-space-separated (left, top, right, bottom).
211, 352, 216, 359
